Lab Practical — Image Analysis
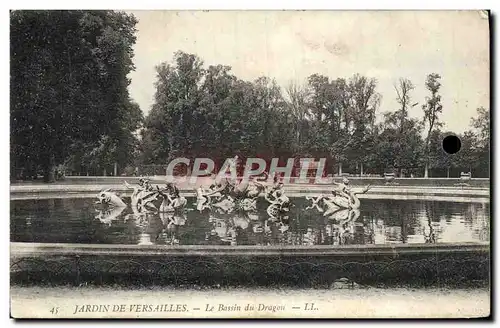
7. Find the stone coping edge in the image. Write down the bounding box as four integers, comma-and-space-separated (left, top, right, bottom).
10, 242, 490, 258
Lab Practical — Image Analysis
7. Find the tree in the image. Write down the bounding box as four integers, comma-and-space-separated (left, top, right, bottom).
470, 107, 490, 177
394, 78, 417, 134
284, 81, 310, 154
251, 77, 292, 160
78, 101, 143, 175
375, 112, 424, 176
11, 10, 139, 181
471, 107, 489, 143
198, 64, 237, 163
304, 74, 337, 159
143, 53, 297, 174
427, 130, 454, 178
421, 73, 444, 178
145, 51, 205, 168
452, 131, 479, 175
338, 74, 380, 175
385, 78, 421, 176
280, 73, 381, 175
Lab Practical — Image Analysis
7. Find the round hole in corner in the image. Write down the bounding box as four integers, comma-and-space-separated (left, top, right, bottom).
442, 135, 461, 154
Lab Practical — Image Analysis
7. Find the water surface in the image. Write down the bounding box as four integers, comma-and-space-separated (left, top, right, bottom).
10, 197, 490, 246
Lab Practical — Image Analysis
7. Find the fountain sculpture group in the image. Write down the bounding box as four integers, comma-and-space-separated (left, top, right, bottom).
94, 175, 371, 245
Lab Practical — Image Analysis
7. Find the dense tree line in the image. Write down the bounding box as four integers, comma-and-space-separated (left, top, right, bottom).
142, 51, 385, 175
140, 51, 490, 178
10, 11, 489, 181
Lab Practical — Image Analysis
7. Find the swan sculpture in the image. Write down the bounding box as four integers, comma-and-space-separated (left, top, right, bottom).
305, 182, 371, 222
95, 189, 127, 208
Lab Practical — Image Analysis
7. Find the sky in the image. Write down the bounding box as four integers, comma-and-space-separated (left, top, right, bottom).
127, 10, 489, 133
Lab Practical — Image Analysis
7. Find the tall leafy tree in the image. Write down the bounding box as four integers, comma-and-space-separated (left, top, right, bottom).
375, 112, 424, 176
421, 73, 444, 178
470, 107, 490, 177
145, 51, 205, 167
11, 10, 140, 181
427, 130, 454, 178
452, 131, 479, 175
394, 78, 416, 134
284, 81, 310, 154
388, 78, 421, 176
343, 74, 380, 175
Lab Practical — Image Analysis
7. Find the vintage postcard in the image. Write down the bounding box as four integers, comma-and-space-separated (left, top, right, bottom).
10, 10, 490, 319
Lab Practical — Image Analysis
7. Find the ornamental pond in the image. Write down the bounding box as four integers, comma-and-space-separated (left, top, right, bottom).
10, 196, 490, 246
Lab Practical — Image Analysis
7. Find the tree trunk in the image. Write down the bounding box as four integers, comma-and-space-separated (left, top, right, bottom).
103, 168, 107, 176
424, 125, 433, 180
43, 154, 56, 183
338, 162, 343, 176
447, 167, 450, 178
360, 163, 364, 176
114, 162, 118, 176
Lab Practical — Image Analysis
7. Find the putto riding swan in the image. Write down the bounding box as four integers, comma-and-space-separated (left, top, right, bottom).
124, 179, 158, 210
305, 178, 371, 220
157, 183, 187, 213
194, 175, 266, 213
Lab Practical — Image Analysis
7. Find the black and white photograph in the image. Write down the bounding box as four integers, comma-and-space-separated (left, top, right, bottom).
9, 9, 490, 319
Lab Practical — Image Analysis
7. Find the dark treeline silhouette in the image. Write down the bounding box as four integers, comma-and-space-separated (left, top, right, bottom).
10, 11, 490, 182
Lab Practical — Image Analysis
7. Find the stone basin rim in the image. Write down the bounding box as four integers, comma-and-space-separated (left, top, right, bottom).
10, 241, 491, 258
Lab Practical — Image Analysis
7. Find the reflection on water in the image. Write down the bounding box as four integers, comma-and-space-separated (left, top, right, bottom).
10, 197, 490, 246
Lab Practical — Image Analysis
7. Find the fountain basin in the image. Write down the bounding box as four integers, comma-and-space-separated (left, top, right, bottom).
10, 241, 490, 287
10, 183, 491, 287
